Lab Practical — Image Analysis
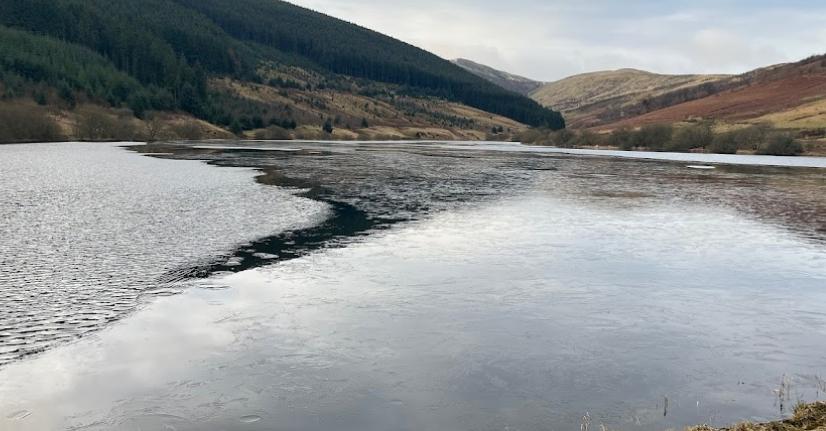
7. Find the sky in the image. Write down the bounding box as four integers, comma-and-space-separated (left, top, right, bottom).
289, 0, 826, 82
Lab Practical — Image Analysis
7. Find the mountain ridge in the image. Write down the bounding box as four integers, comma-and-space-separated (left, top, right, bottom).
457, 54, 826, 136
452, 58, 544, 96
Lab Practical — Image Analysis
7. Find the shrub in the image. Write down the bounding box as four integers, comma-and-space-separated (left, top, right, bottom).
76, 109, 119, 141
573, 130, 602, 147
668, 124, 713, 152
34, 91, 48, 106
518, 128, 546, 144
633, 124, 673, 151
757, 132, 803, 156
0, 104, 63, 143
170, 121, 205, 140
144, 114, 166, 142
294, 127, 326, 140
707, 132, 740, 154
608, 128, 635, 150
729, 124, 770, 151
322, 118, 334, 134
229, 119, 243, 135
548, 129, 577, 148
253, 125, 290, 140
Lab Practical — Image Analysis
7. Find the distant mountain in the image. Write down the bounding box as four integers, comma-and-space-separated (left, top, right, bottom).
453, 58, 544, 96
531, 69, 730, 128
598, 55, 826, 132
0, 0, 563, 143
530, 54, 826, 134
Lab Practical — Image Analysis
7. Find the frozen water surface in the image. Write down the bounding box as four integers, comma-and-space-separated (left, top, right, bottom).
1, 141, 825, 431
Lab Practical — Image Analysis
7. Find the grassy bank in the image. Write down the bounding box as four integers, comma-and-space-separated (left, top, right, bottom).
688, 402, 826, 431
0, 99, 525, 145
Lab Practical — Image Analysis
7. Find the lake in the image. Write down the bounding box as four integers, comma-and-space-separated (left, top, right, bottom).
1, 141, 825, 431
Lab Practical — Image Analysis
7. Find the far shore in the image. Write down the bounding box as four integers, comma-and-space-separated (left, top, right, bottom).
541, 143, 826, 158
5, 138, 826, 162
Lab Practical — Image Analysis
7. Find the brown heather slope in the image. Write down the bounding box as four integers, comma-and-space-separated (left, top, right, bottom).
600, 55, 826, 132
531, 69, 730, 128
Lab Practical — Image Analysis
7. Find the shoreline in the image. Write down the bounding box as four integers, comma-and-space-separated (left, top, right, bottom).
688, 402, 826, 431
542, 143, 826, 158
518, 145, 826, 168
2, 137, 825, 157
6, 139, 826, 168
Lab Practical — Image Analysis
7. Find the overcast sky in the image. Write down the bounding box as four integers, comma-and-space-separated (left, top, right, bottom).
289, 0, 826, 82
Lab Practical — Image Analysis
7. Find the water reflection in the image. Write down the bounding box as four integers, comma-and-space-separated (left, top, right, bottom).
1, 141, 825, 431
134, 141, 826, 268
2, 192, 826, 431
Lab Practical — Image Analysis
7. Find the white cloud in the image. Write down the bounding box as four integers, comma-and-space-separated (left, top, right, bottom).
288, 0, 826, 81
689, 29, 783, 71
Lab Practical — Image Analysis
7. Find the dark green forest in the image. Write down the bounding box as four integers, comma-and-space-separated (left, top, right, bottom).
0, 0, 564, 130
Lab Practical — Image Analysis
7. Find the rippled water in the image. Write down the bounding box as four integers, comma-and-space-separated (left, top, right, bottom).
1, 141, 825, 431
0, 142, 327, 365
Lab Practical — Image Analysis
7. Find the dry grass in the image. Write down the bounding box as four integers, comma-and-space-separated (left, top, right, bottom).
532, 69, 729, 128
802, 139, 826, 156
215, 74, 526, 141
749, 98, 826, 130
532, 69, 728, 113
0, 100, 234, 143
160, 114, 233, 140
556, 55, 826, 133
601, 74, 826, 131
0, 101, 64, 143
250, 124, 491, 142
686, 402, 826, 431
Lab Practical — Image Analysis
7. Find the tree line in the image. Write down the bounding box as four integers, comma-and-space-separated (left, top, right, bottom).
522, 123, 805, 156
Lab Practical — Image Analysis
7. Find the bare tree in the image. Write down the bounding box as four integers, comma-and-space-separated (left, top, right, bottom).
144, 114, 165, 142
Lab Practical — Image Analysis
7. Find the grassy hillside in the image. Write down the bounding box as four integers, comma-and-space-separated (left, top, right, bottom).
452, 58, 544, 96
600, 55, 826, 132
531, 54, 826, 139
0, 0, 563, 143
531, 69, 730, 128
519, 55, 826, 156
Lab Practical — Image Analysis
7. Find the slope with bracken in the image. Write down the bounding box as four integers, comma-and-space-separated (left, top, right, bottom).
531, 69, 731, 128
599, 55, 826, 133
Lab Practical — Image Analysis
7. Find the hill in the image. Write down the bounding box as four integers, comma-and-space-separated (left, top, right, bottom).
530, 54, 826, 137
452, 58, 544, 96
0, 0, 564, 143
521, 55, 826, 156
531, 69, 731, 128
599, 55, 826, 132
